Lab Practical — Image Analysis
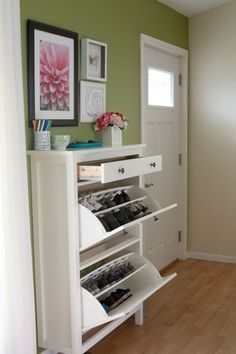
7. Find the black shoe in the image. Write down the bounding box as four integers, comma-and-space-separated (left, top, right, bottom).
97, 277, 110, 290
98, 216, 111, 231
116, 288, 133, 301
113, 193, 126, 205
124, 207, 134, 220
103, 294, 116, 308
118, 265, 130, 278
104, 212, 120, 230
127, 262, 135, 273
106, 273, 117, 285
136, 202, 148, 212
112, 209, 129, 225
110, 268, 123, 282
120, 191, 130, 202
128, 203, 140, 216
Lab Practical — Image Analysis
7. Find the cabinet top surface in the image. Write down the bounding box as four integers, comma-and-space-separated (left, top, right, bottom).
27, 144, 146, 161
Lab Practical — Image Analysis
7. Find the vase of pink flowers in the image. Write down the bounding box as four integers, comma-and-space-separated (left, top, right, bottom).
94, 112, 128, 146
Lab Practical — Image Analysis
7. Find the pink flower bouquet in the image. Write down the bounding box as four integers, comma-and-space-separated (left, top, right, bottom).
94, 112, 128, 131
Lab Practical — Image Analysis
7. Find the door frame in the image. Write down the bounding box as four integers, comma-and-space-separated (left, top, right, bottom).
140, 33, 188, 260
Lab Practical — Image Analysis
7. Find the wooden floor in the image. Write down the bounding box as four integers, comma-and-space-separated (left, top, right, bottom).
89, 259, 236, 354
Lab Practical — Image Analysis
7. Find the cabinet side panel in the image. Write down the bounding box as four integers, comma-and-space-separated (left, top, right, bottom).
31, 158, 71, 350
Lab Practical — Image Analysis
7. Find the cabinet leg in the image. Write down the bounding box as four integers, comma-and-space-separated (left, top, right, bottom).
135, 304, 144, 325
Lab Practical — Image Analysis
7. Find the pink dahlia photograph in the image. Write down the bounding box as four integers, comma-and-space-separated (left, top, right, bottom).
40, 40, 70, 111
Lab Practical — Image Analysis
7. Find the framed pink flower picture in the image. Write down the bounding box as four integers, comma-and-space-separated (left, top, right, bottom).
27, 20, 78, 126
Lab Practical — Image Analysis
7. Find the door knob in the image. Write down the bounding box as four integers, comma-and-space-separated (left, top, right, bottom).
145, 183, 154, 188
150, 162, 156, 168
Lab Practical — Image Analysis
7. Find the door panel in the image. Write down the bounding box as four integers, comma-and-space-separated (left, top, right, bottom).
142, 43, 181, 270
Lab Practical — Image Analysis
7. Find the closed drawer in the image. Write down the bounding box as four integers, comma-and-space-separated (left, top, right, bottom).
78, 155, 161, 183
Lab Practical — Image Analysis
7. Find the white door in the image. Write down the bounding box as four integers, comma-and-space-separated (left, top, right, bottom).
141, 35, 188, 270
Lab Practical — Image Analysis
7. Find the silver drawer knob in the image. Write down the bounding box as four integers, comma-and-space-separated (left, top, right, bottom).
118, 168, 125, 174
150, 162, 156, 168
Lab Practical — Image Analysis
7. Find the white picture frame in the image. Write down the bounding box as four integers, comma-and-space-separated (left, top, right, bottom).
81, 38, 107, 82
80, 81, 106, 123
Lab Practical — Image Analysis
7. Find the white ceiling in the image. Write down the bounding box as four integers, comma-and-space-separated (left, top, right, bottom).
158, 0, 232, 17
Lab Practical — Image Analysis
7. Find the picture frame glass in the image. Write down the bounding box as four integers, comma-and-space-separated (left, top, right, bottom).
28, 20, 78, 126
88, 43, 102, 79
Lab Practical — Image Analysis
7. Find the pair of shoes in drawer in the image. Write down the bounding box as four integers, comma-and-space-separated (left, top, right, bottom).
113, 209, 130, 225
82, 280, 100, 295
112, 202, 143, 225
122, 262, 135, 276
114, 262, 135, 278
98, 204, 151, 231
113, 191, 130, 205
129, 202, 151, 219
97, 215, 111, 231
106, 262, 135, 284
103, 262, 135, 284
97, 276, 110, 290
83, 278, 110, 296
97, 212, 120, 231
82, 261, 135, 296
108, 268, 124, 283
100, 212, 121, 231
115, 202, 150, 222
79, 197, 104, 212
98, 209, 133, 231
94, 193, 117, 210
96, 191, 129, 211
116, 288, 133, 302
101, 288, 132, 312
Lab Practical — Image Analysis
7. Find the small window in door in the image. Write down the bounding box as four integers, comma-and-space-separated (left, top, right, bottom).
148, 68, 174, 107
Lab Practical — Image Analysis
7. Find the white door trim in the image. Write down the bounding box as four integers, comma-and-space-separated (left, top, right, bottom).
140, 33, 188, 260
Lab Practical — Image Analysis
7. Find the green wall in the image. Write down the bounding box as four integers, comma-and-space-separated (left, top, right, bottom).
21, 0, 188, 149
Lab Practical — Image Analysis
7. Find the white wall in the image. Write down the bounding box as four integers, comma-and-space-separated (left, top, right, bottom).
189, 0, 236, 257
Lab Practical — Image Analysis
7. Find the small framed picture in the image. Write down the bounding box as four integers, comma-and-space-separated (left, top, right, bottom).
80, 81, 106, 123
27, 20, 78, 126
81, 39, 107, 82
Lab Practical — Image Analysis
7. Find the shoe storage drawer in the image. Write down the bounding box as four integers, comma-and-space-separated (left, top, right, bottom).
78, 155, 162, 183
78, 185, 177, 251
81, 254, 176, 331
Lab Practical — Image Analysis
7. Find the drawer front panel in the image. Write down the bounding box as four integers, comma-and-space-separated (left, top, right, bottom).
101, 155, 161, 183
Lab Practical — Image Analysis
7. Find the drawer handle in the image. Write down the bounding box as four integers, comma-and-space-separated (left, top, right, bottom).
145, 183, 154, 188
154, 216, 159, 222
118, 168, 125, 174
150, 162, 156, 168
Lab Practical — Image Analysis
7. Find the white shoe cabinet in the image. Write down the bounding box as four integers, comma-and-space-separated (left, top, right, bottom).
28, 145, 177, 354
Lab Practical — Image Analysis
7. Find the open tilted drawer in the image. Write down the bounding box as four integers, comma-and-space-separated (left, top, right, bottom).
81, 252, 176, 331
78, 185, 177, 251
77, 155, 162, 183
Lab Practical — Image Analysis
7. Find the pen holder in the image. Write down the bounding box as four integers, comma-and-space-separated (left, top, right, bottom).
34, 131, 51, 151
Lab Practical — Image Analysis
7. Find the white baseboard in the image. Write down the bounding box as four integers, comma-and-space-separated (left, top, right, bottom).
41, 351, 57, 354
187, 251, 236, 264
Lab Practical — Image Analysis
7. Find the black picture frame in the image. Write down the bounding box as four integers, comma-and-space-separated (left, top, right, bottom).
27, 20, 78, 126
